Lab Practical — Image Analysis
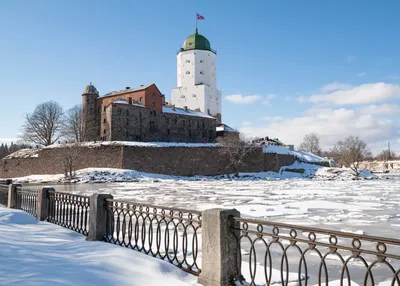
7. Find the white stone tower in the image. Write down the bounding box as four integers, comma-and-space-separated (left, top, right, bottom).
172, 28, 222, 122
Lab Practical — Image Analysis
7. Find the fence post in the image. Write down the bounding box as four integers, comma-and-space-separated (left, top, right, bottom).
87, 193, 113, 241
7, 184, 20, 209
37, 187, 54, 221
198, 208, 241, 286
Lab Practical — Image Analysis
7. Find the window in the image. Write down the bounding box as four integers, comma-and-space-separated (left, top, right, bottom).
167, 129, 170, 135
182, 120, 185, 126
202, 121, 205, 128
103, 118, 106, 123
200, 71, 204, 75
200, 60, 203, 63
103, 106, 106, 112
197, 121, 200, 129
152, 102, 155, 107
152, 92, 156, 96
186, 71, 190, 75
192, 94, 196, 97
180, 95, 185, 99
185, 60, 190, 63
126, 109, 129, 116
202, 131, 206, 137
150, 121, 155, 128
188, 131, 192, 137
117, 108, 122, 115
139, 97, 143, 102
103, 129, 106, 135
174, 118, 177, 124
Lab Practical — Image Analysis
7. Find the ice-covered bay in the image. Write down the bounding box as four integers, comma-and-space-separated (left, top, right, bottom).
50, 174, 400, 239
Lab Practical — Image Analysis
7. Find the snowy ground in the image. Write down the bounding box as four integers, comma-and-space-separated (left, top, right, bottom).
0, 207, 198, 286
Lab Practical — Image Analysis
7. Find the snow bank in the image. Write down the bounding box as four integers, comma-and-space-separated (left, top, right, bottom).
45, 141, 218, 149
3, 148, 39, 159
263, 145, 328, 164
0, 207, 197, 285
280, 162, 377, 180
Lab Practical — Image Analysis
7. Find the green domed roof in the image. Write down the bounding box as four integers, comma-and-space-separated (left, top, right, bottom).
180, 29, 216, 54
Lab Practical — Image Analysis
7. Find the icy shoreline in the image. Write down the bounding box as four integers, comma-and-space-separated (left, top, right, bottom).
4, 163, 377, 184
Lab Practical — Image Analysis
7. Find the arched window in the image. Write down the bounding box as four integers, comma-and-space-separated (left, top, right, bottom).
186, 71, 190, 75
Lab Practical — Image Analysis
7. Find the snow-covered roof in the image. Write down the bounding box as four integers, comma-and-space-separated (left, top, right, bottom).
112, 98, 145, 108
263, 145, 328, 163
45, 141, 218, 149
3, 149, 39, 159
216, 124, 238, 133
162, 106, 215, 119
102, 84, 153, 98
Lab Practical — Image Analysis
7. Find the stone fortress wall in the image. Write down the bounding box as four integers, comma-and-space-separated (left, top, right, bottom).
0, 144, 315, 178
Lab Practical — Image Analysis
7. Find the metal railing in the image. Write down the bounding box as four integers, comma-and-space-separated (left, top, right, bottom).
47, 191, 90, 236
0, 184, 8, 206
104, 199, 202, 276
15, 186, 39, 217
231, 217, 400, 286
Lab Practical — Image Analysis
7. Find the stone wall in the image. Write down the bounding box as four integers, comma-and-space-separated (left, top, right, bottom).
0, 145, 305, 178
122, 146, 263, 176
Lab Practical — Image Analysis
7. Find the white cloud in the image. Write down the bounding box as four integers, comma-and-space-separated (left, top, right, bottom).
358, 72, 366, 77
262, 94, 277, 105
319, 82, 352, 93
347, 55, 357, 63
241, 121, 252, 126
359, 104, 400, 115
240, 107, 398, 154
0, 138, 20, 144
307, 82, 400, 105
224, 94, 261, 104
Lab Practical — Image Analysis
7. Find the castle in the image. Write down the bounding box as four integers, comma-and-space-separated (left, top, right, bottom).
82, 28, 222, 143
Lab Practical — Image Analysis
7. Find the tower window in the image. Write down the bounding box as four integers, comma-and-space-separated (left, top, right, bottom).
180, 95, 185, 99
200, 60, 203, 63
103, 106, 106, 112
103, 129, 106, 135
185, 60, 190, 63
103, 119, 106, 123
200, 71, 204, 75
192, 94, 196, 97
186, 71, 190, 75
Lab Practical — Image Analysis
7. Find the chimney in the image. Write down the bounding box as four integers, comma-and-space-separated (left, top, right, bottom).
172, 104, 175, 110
184, 106, 188, 111
128, 97, 132, 104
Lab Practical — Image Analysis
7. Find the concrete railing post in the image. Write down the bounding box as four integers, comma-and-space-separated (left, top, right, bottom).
7, 184, 21, 209
87, 193, 113, 241
37, 187, 54, 221
198, 208, 241, 286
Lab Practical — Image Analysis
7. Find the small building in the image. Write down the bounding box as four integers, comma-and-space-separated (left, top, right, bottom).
216, 124, 239, 143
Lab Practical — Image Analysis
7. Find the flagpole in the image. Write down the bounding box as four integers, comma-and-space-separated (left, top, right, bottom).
195, 13, 198, 32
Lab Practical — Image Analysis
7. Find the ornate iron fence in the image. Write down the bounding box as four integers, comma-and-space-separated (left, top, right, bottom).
104, 199, 202, 276
47, 191, 90, 236
15, 187, 39, 217
231, 217, 400, 286
0, 184, 8, 206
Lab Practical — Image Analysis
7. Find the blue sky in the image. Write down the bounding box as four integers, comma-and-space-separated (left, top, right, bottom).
1, 0, 399, 154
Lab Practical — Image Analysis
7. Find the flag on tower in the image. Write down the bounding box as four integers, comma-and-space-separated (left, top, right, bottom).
196, 13, 205, 20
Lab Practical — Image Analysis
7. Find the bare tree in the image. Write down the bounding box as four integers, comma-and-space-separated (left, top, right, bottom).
63, 105, 84, 142
22, 101, 64, 146
376, 149, 397, 161
62, 143, 80, 180
298, 133, 321, 154
218, 135, 257, 177
331, 136, 371, 176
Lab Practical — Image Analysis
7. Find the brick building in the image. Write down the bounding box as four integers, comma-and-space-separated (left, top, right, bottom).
82, 83, 216, 143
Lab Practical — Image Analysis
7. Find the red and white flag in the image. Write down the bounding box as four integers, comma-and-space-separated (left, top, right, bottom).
196, 13, 205, 20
